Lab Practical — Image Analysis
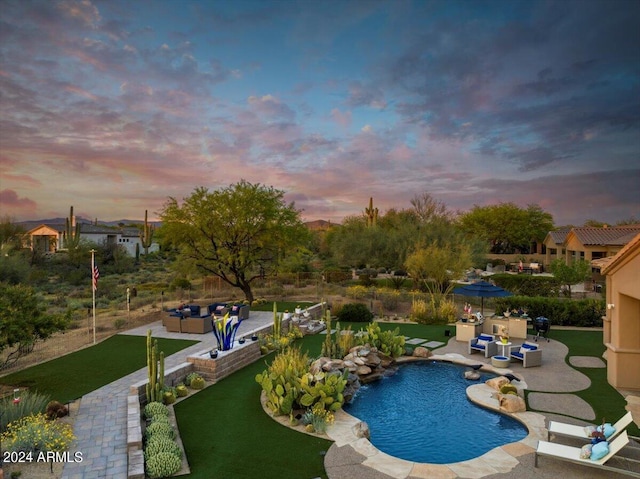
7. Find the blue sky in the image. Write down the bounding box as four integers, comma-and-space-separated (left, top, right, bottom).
1, 0, 639, 226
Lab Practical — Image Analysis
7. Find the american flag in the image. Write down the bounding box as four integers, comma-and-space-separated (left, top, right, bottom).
93, 265, 100, 291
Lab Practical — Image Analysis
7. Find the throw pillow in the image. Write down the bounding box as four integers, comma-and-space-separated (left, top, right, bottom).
590, 441, 609, 461
584, 425, 598, 437
602, 423, 615, 438
580, 444, 592, 459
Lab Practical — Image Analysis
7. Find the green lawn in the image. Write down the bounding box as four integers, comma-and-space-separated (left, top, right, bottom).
0, 335, 198, 403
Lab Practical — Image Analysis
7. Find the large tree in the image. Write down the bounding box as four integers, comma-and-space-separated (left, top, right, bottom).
549, 258, 592, 298
159, 181, 309, 303
0, 283, 70, 369
458, 203, 554, 254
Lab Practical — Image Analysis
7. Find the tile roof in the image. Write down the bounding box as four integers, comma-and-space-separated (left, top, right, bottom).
570, 225, 640, 246
548, 228, 572, 244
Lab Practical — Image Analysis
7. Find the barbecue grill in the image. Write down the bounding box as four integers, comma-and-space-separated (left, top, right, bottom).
533, 316, 550, 342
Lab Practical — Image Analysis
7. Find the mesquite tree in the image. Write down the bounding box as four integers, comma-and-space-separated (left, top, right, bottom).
159, 180, 309, 303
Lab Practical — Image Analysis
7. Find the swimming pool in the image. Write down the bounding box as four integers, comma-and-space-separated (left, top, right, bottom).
343, 361, 528, 464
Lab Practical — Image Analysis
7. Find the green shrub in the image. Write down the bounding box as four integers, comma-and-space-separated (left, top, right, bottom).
336, 303, 373, 322
144, 436, 182, 461
144, 401, 169, 420
145, 451, 182, 479
494, 297, 605, 327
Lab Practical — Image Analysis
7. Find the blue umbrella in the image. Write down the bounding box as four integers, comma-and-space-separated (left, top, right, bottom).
452, 281, 513, 314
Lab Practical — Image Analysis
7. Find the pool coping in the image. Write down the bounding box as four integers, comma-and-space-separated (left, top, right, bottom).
324, 353, 547, 479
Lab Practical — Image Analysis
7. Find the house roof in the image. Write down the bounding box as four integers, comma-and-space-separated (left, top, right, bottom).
25, 222, 66, 234
601, 232, 640, 275
566, 225, 640, 246
546, 228, 572, 245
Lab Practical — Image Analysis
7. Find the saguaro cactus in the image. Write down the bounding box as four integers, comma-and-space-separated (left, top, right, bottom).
146, 330, 165, 402
139, 209, 155, 255
364, 197, 378, 227
64, 206, 81, 250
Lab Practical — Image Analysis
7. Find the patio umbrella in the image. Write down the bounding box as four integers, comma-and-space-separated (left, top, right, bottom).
452, 281, 513, 315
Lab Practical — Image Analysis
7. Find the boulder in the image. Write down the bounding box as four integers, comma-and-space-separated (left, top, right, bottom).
412, 346, 432, 358
356, 365, 372, 375
352, 421, 370, 439
499, 394, 526, 412
486, 376, 510, 391
464, 370, 480, 380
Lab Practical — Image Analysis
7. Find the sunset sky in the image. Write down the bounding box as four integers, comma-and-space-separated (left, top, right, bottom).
1, 0, 639, 226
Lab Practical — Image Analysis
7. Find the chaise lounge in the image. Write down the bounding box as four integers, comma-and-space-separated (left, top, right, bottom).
535, 430, 640, 477
548, 411, 634, 442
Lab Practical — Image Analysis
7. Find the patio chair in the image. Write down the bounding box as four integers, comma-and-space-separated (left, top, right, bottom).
228, 303, 250, 320
468, 333, 498, 357
509, 341, 542, 368
535, 430, 640, 477
548, 411, 634, 442
207, 302, 230, 318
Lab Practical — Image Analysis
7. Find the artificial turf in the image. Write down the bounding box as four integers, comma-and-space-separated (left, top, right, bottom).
0, 334, 198, 403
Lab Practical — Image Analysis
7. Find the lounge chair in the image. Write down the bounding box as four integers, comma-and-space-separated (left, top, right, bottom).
509, 341, 542, 367
535, 430, 640, 477
468, 334, 498, 357
548, 411, 634, 442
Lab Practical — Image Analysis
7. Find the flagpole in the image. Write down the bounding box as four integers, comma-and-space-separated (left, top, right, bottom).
91, 249, 96, 345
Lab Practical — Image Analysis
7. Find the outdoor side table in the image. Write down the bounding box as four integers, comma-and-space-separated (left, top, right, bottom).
496, 341, 512, 358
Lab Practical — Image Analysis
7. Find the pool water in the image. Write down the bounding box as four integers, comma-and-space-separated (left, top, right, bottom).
343, 361, 528, 464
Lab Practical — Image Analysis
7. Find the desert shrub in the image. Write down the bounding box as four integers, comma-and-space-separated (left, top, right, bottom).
346, 285, 369, 299
336, 303, 373, 323
494, 297, 605, 327
45, 401, 68, 419
377, 288, 400, 311
1, 413, 75, 453
170, 277, 191, 290
113, 318, 126, 329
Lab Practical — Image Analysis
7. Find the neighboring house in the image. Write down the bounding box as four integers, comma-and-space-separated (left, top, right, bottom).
601, 232, 640, 393
543, 225, 640, 281
25, 222, 158, 256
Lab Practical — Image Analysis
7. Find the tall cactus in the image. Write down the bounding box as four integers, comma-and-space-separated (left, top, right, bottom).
364, 197, 378, 227
64, 206, 81, 250
272, 302, 281, 339
139, 209, 155, 255
146, 330, 165, 403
